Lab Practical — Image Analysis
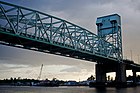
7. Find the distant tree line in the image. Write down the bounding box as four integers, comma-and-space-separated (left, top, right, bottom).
0, 77, 39, 86
1, 75, 139, 86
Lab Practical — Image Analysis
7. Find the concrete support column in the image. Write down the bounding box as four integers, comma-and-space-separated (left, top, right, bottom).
96, 64, 106, 83
132, 69, 136, 84
115, 63, 126, 87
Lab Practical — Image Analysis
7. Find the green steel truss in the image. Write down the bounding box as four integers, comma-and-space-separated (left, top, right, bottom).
0, 1, 121, 62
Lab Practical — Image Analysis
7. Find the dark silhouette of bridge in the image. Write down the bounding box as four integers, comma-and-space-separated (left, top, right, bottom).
0, 1, 140, 87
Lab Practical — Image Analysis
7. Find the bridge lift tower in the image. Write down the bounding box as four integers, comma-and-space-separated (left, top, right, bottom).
96, 14, 123, 61
95, 14, 126, 87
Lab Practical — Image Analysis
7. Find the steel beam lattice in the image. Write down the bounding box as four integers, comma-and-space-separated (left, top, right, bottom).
0, 1, 121, 62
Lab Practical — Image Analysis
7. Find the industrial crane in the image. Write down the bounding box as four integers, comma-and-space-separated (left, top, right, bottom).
37, 64, 43, 80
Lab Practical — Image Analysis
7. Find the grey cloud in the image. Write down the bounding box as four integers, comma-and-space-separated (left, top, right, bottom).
130, 0, 140, 11
0, 62, 29, 71
60, 63, 94, 73
60, 66, 81, 72
0, 45, 21, 59
1, 0, 115, 12
0, 45, 95, 67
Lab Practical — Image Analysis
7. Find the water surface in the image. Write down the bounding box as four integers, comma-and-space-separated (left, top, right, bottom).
0, 86, 139, 93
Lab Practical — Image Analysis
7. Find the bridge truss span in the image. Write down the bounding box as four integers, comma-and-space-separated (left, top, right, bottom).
0, 1, 119, 62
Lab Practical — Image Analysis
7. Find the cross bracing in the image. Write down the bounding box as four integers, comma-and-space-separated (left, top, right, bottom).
0, 1, 120, 62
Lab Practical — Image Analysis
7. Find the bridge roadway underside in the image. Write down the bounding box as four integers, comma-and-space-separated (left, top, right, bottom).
96, 63, 126, 83
0, 28, 117, 64
95, 60, 140, 87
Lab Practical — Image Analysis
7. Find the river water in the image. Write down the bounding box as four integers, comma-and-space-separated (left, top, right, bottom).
0, 86, 140, 93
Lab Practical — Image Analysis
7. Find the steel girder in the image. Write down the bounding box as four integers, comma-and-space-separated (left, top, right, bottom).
0, 1, 119, 61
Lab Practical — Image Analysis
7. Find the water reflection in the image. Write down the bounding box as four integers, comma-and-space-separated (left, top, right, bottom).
96, 88, 107, 93
0, 86, 140, 93
116, 88, 127, 93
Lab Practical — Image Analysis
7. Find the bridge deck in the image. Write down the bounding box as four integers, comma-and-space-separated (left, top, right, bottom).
0, 27, 116, 63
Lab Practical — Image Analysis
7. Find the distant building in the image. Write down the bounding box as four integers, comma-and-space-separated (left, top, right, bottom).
64, 81, 78, 86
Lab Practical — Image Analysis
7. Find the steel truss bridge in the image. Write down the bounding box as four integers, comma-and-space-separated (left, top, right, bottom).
0, 1, 140, 68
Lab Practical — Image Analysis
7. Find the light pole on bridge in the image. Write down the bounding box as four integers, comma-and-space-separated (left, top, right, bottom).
138, 55, 139, 64
130, 50, 133, 61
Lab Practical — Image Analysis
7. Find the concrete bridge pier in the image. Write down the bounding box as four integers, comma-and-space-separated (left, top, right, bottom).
95, 64, 106, 87
115, 63, 127, 87
132, 69, 137, 86
95, 62, 127, 87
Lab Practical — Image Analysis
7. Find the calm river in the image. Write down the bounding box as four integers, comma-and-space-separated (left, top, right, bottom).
0, 86, 140, 93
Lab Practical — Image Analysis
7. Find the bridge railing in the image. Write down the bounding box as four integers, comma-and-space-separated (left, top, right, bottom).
0, 1, 117, 60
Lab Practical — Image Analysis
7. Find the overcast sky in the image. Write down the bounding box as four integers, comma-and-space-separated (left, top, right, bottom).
0, 0, 140, 81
